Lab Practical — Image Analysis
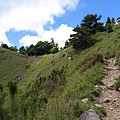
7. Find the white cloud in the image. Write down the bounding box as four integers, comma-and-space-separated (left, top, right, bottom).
19, 35, 40, 47
0, 30, 10, 46
42, 24, 74, 47
19, 24, 74, 47
0, 0, 79, 46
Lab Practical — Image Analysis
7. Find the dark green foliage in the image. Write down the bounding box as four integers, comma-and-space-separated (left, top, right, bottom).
1, 44, 9, 49
23, 106, 27, 117
35, 41, 49, 55
114, 76, 120, 90
19, 46, 27, 55
106, 17, 115, 24
112, 17, 115, 23
0, 83, 3, 92
105, 23, 113, 33
105, 17, 114, 33
69, 14, 105, 50
106, 17, 111, 24
70, 26, 95, 49
80, 14, 105, 33
1, 44, 18, 52
25, 64, 30, 69
8, 80, 17, 109
39, 76, 46, 84
9, 46, 18, 52
107, 24, 114, 33
8, 81, 17, 97
27, 44, 35, 56
26, 39, 59, 56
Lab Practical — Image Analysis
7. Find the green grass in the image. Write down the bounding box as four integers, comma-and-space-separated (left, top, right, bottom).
114, 76, 120, 90
0, 47, 30, 84
1, 24, 120, 119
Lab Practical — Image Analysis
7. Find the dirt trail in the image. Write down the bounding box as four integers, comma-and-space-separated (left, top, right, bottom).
96, 58, 120, 120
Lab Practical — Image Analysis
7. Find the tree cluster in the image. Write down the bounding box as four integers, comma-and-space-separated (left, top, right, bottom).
1, 44, 18, 52
69, 14, 115, 50
105, 17, 115, 33
1, 38, 59, 56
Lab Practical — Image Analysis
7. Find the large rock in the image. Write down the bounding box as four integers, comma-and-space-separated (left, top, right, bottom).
79, 109, 100, 120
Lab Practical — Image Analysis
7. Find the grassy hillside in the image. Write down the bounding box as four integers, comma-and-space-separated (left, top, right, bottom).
1, 24, 120, 119
0, 47, 30, 84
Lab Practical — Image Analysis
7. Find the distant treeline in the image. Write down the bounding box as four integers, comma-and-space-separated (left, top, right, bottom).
1, 38, 59, 56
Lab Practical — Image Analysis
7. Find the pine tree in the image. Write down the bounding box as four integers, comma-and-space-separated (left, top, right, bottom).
69, 14, 104, 50
8, 81, 17, 108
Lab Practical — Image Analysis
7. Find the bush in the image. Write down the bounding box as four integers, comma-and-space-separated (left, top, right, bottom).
25, 64, 30, 69
73, 100, 90, 117
94, 107, 107, 119
80, 52, 103, 73
92, 88, 101, 97
1, 44, 9, 49
43, 66, 66, 96
50, 47, 59, 54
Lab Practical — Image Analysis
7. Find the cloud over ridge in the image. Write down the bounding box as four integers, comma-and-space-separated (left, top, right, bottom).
0, 0, 79, 47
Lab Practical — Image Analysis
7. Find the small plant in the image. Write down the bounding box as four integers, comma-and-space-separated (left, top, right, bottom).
114, 76, 120, 90
92, 88, 101, 97
44, 66, 66, 96
0, 83, 3, 92
38, 93, 48, 104
73, 100, 90, 117
94, 107, 107, 119
25, 64, 30, 69
8, 81, 17, 108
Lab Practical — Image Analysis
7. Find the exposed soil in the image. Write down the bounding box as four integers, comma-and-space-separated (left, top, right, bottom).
95, 58, 120, 120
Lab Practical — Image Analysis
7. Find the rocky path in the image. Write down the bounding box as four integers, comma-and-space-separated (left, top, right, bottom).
96, 58, 120, 120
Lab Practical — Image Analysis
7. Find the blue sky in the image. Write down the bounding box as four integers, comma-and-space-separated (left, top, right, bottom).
0, 0, 120, 49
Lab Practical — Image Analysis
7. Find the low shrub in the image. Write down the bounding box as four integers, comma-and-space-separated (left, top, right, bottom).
80, 52, 103, 73
73, 100, 90, 117
25, 64, 30, 69
92, 88, 101, 97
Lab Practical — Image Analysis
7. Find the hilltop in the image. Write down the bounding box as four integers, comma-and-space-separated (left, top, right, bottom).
1, 23, 120, 119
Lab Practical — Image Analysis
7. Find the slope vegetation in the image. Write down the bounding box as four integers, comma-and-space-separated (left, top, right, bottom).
1, 24, 120, 119
0, 47, 31, 84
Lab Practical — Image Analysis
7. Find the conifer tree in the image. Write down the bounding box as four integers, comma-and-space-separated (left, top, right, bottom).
8, 81, 17, 108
